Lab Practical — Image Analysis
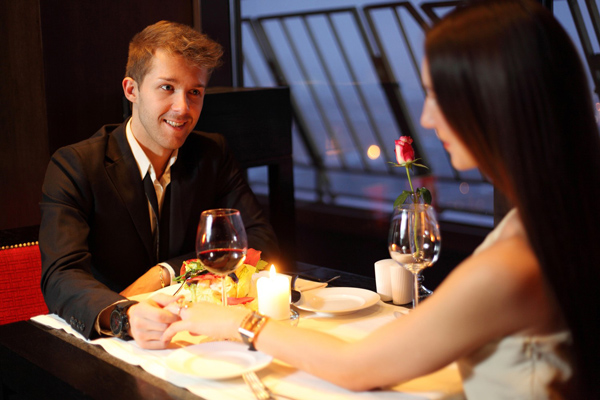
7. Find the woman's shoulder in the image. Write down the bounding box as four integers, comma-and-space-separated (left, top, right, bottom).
469, 210, 542, 293
470, 234, 539, 293
455, 232, 560, 334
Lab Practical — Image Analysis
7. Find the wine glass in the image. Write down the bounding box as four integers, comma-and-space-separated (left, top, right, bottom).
196, 209, 248, 306
388, 204, 441, 308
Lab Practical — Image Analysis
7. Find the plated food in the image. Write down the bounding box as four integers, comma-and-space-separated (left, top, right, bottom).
174, 248, 268, 308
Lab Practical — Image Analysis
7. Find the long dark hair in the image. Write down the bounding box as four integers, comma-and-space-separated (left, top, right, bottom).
426, 0, 600, 396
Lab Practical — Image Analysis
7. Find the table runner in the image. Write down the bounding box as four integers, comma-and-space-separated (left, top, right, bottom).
31, 290, 464, 400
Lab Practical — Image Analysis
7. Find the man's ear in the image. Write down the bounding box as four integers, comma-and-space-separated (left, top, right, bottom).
122, 77, 138, 103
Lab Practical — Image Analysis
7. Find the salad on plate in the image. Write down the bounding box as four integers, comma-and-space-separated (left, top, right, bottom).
174, 248, 269, 308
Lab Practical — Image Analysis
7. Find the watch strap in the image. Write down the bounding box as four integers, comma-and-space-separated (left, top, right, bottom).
238, 311, 269, 351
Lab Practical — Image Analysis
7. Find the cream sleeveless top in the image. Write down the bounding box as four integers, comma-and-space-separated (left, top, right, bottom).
457, 209, 574, 399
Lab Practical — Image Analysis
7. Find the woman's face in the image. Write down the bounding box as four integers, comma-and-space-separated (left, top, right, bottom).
420, 59, 478, 171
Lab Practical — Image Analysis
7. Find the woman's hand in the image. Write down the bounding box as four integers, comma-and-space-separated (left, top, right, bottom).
128, 293, 181, 349
161, 301, 249, 343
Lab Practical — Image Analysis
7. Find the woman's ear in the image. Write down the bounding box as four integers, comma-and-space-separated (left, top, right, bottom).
122, 77, 137, 103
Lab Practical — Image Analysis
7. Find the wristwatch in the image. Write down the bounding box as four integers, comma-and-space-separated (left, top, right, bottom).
238, 311, 269, 351
110, 300, 138, 340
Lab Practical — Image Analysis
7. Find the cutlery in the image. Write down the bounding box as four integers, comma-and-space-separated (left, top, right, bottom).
243, 371, 296, 400
293, 273, 341, 284
243, 372, 272, 400
172, 280, 187, 296
321, 275, 341, 284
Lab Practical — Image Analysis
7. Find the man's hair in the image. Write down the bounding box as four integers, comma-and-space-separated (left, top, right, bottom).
125, 20, 223, 84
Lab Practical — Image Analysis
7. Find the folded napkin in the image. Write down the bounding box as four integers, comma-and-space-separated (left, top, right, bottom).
290, 276, 328, 292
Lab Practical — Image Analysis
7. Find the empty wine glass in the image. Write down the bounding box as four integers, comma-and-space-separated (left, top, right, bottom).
196, 209, 248, 306
388, 204, 441, 308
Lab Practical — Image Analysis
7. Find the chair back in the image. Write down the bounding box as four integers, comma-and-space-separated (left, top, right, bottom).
197, 87, 296, 270
0, 243, 48, 325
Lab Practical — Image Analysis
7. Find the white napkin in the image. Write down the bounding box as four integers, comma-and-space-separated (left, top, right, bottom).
30, 303, 462, 400
292, 277, 328, 292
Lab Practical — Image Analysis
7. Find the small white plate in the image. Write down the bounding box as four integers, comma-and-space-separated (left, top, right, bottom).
165, 341, 272, 380
294, 287, 380, 316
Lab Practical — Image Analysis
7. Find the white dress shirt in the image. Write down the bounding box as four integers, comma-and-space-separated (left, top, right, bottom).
125, 118, 178, 283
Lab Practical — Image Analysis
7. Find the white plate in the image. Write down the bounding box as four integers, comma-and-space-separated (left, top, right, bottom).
165, 341, 273, 380
294, 287, 380, 315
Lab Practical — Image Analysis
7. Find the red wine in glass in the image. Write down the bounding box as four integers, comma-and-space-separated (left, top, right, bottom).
196, 209, 248, 306
198, 248, 246, 275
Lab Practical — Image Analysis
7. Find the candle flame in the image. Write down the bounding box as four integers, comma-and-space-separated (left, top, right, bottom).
269, 264, 276, 278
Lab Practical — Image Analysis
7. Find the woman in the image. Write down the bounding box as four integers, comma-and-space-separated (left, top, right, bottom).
156, 1, 600, 397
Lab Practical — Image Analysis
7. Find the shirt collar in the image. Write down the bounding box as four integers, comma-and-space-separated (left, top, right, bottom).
125, 118, 178, 182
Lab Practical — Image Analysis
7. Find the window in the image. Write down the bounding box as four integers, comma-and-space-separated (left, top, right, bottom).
241, 0, 600, 228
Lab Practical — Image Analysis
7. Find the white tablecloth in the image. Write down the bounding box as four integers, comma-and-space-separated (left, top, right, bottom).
32, 288, 464, 400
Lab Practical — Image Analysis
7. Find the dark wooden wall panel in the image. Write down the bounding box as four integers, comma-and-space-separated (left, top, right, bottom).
39, 0, 195, 154
0, 0, 49, 230
0, 0, 207, 230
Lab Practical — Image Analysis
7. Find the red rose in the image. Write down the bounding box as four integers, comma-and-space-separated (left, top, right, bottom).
395, 136, 415, 164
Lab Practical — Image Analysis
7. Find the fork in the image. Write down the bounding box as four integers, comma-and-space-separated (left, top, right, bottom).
242, 372, 296, 400
172, 279, 186, 296
243, 372, 273, 400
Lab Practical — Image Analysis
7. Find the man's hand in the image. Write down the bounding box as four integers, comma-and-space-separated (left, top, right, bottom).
129, 294, 181, 349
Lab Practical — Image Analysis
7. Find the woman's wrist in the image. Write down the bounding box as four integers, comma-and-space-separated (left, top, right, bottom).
238, 311, 270, 350
231, 309, 252, 338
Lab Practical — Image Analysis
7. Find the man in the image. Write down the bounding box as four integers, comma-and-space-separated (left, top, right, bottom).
40, 21, 278, 349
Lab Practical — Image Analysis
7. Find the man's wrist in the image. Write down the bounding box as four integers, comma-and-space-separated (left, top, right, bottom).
98, 305, 114, 333
110, 300, 138, 340
96, 299, 134, 335
158, 262, 174, 285
159, 265, 167, 288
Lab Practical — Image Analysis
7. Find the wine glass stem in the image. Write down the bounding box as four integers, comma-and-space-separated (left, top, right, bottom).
413, 272, 420, 308
221, 277, 227, 307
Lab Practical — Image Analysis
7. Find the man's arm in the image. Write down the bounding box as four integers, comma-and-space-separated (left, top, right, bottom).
40, 145, 126, 339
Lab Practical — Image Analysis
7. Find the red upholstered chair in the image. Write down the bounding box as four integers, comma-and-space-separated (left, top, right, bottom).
0, 243, 48, 325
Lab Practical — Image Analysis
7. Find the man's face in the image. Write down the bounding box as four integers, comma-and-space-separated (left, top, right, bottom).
124, 48, 208, 158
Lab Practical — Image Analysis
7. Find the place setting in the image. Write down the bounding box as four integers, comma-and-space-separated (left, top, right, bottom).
24, 206, 460, 400
148, 207, 390, 390
30, 205, 444, 400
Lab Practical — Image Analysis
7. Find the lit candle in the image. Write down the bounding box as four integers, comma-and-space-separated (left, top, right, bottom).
257, 265, 290, 320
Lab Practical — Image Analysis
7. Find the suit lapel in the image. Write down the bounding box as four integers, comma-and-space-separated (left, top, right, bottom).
104, 122, 155, 260
169, 154, 197, 256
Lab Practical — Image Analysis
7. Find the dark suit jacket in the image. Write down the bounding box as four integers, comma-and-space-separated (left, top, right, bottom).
40, 121, 278, 338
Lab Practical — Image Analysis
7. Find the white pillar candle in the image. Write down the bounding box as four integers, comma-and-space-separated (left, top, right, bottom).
257, 265, 290, 320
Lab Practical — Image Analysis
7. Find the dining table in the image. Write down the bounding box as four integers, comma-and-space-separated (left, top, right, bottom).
0, 262, 464, 400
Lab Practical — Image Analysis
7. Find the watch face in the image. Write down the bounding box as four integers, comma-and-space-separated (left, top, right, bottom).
110, 309, 123, 334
